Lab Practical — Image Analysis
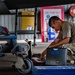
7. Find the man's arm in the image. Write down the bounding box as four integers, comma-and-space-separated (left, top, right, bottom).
49, 38, 61, 46
41, 38, 60, 57
49, 37, 70, 48
41, 37, 70, 58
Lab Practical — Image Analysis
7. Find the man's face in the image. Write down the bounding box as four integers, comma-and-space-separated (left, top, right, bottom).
51, 20, 60, 30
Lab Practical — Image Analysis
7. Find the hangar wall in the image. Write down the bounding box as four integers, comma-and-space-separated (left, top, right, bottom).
0, 4, 75, 41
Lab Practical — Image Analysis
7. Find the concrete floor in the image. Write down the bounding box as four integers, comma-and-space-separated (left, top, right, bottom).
0, 67, 31, 75
31, 42, 50, 55
0, 67, 20, 75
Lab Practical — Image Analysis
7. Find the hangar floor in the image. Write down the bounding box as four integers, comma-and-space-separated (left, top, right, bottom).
31, 42, 50, 55
0, 67, 31, 75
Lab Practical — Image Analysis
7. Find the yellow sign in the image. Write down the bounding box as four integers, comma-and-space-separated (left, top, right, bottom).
22, 11, 34, 30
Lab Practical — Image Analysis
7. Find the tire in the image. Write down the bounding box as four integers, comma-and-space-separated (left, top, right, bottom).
17, 58, 33, 75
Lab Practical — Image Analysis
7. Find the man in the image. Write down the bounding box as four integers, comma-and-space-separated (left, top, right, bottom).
41, 16, 75, 61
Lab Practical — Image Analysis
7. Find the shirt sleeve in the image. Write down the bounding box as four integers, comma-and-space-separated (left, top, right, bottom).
62, 23, 71, 39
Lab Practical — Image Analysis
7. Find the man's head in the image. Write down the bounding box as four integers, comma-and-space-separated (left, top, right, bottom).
49, 16, 63, 30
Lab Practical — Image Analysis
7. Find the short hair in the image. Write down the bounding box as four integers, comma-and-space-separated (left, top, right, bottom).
48, 16, 61, 27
